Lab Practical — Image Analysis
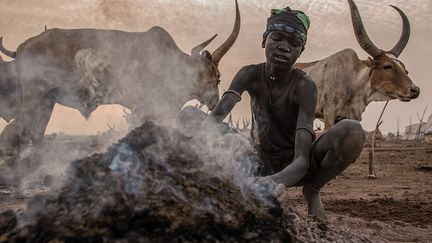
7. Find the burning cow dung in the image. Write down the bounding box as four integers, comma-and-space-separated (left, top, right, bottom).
0, 122, 362, 242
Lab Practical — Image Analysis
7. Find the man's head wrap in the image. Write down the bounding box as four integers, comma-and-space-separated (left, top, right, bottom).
262, 7, 310, 48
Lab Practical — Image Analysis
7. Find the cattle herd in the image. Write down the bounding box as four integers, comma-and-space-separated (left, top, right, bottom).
0, 0, 420, 179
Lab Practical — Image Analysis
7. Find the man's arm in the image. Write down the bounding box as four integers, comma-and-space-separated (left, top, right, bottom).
269, 77, 317, 186
205, 65, 256, 124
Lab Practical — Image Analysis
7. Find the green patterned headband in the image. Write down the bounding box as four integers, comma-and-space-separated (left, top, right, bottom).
263, 7, 310, 45
271, 7, 310, 31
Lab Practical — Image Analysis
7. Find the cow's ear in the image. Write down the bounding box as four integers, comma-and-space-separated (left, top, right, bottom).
201, 50, 212, 63
364, 57, 374, 68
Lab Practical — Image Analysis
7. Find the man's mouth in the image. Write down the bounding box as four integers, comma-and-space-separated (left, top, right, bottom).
273, 54, 289, 62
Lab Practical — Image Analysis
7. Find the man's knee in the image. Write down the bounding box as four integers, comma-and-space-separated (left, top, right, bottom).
334, 119, 365, 142
333, 119, 365, 160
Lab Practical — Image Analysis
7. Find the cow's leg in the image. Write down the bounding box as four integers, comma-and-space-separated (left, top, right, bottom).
302, 119, 365, 220
10, 110, 35, 180
0, 121, 19, 158
12, 91, 55, 179
323, 114, 335, 131
0, 121, 20, 184
27, 93, 56, 168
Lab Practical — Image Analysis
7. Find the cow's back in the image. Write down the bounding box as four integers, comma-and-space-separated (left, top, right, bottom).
14, 27, 190, 112
16, 27, 181, 68
296, 49, 367, 123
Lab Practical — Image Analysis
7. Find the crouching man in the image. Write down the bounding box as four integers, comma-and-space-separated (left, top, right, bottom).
202, 7, 365, 220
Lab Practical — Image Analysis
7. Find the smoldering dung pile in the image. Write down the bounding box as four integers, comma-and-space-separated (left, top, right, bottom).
0, 122, 362, 242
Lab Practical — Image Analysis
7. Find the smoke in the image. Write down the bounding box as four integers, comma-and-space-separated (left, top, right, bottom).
1, 121, 366, 242
193, 130, 275, 203
17, 130, 126, 194
0, 0, 244, 202
174, 106, 275, 203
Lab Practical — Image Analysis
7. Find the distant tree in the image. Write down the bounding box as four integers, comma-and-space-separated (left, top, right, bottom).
407, 115, 412, 140
416, 106, 428, 142
396, 115, 400, 141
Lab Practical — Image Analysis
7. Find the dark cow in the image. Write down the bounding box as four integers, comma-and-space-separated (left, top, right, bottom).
0, 1, 240, 166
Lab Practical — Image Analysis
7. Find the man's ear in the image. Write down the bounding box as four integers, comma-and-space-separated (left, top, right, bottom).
298, 45, 305, 57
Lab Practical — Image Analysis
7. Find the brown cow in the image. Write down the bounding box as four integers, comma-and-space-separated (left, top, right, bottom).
295, 0, 419, 129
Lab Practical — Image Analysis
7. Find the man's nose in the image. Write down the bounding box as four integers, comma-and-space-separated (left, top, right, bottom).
278, 41, 291, 52
278, 46, 290, 52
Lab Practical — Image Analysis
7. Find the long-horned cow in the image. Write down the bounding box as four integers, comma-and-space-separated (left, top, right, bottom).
295, 0, 419, 129
0, 1, 240, 162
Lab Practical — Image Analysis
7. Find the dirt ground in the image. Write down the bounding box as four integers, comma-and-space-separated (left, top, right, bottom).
288, 140, 432, 242
0, 139, 431, 242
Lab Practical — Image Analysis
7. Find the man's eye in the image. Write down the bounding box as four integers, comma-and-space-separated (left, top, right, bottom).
290, 39, 301, 47
271, 35, 282, 41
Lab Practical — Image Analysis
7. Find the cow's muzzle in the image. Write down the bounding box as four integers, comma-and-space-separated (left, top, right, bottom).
409, 85, 420, 99
397, 85, 420, 102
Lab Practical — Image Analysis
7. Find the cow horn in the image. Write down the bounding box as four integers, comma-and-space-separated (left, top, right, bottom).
211, 0, 240, 67
191, 34, 217, 56
0, 37, 16, 58
388, 5, 410, 57
348, 0, 382, 58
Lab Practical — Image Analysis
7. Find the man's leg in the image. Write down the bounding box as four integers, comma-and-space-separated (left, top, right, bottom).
302, 119, 365, 220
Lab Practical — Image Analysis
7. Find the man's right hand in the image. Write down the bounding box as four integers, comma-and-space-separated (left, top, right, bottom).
245, 176, 288, 205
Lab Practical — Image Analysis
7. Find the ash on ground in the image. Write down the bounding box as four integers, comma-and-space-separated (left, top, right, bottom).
0, 122, 365, 242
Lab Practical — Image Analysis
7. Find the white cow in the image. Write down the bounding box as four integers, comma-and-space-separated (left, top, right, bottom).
295, 0, 419, 129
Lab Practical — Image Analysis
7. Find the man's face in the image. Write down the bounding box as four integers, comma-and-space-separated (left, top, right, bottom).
265, 31, 303, 68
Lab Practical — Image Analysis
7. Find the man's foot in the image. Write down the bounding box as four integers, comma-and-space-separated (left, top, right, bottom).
302, 185, 326, 220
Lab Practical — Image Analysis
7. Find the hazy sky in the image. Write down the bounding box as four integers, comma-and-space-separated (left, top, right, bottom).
0, 0, 430, 134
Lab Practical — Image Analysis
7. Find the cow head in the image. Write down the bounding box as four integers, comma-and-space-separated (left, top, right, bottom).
189, 0, 240, 111
348, 0, 420, 102
0, 56, 19, 122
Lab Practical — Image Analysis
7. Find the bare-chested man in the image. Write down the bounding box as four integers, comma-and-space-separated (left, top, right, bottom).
202, 7, 365, 220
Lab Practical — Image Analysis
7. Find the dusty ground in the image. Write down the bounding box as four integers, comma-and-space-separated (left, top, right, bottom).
289, 140, 432, 242
0, 138, 431, 242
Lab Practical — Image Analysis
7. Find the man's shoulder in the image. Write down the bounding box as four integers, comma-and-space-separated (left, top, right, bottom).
294, 68, 313, 81
294, 68, 317, 92
233, 63, 263, 85
238, 63, 262, 76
